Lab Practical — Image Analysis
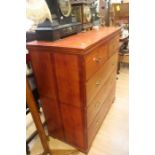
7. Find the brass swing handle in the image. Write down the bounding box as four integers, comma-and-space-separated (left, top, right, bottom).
96, 121, 100, 126
93, 57, 102, 63
95, 101, 101, 109
96, 81, 101, 86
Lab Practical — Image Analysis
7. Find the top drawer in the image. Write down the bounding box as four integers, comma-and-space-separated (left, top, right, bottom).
108, 35, 119, 57
85, 43, 108, 80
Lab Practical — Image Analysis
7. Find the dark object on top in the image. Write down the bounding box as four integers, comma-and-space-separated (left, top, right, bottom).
36, 0, 82, 41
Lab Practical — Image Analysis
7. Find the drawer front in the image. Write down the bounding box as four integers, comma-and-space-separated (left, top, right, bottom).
85, 44, 108, 80
88, 85, 116, 147
87, 71, 116, 127
86, 53, 118, 105
108, 35, 119, 57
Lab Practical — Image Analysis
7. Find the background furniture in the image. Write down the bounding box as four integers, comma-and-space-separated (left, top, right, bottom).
109, 2, 129, 73
27, 27, 121, 153
26, 33, 41, 154
71, 0, 94, 30
117, 33, 129, 73
110, 2, 129, 26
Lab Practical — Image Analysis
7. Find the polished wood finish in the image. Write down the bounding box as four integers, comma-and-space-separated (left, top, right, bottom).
30, 51, 65, 140
29, 51, 57, 100
54, 53, 82, 107
88, 84, 116, 147
41, 97, 64, 140
85, 43, 108, 80
27, 27, 121, 52
86, 53, 118, 105
60, 104, 86, 150
87, 70, 116, 127
27, 27, 121, 153
26, 79, 52, 155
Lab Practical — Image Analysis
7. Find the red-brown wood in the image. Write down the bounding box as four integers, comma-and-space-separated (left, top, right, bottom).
85, 43, 108, 80
27, 27, 121, 54
54, 53, 83, 108
29, 51, 57, 100
60, 103, 86, 150
26, 27, 121, 153
29, 51, 65, 140
88, 84, 116, 147
86, 53, 118, 105
40, 97, 64, 140
87, 70, 116, 127
26, 79, 52, 155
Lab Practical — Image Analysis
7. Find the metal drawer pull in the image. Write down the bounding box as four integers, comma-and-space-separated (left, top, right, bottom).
96, 81, 101, 85
96, 121, 99, 125
93, 57, 102, 63
95, 101, 100, 108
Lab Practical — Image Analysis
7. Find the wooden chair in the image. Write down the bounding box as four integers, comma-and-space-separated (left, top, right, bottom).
26, 78, 52, 155
117, 36, 129, 73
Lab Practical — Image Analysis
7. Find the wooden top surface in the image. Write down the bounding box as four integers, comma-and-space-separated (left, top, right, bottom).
27, 27, 121, 54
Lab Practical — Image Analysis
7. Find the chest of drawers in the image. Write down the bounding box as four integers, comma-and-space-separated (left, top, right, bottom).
27, 27, 121, 153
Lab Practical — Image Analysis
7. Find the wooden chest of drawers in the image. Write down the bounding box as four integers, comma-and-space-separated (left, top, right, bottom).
27, 27, 121, 153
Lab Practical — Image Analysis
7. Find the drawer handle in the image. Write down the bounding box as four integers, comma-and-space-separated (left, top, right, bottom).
96, 81, 101, 86
96, 121, 99, 126
95, 101, 100, 108
93, 57, 102, 63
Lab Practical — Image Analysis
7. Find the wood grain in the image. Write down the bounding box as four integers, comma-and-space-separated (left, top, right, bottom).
30, 51, 57, 100
27, 27, 121, 54
87, 71, 116, 127
85, 43, 108, 80
88, 84, 116, 147
26, 79, 51, 155
86, 53, 118, 105
60, 103, 86, 150
27, 27, 121, 153
40, 97, 64, 140
54, 53, 83, 108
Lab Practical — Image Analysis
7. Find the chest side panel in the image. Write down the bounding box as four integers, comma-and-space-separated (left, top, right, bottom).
54, 53, 84, 108
54, 52, 87, 150
29, 50, 65, 140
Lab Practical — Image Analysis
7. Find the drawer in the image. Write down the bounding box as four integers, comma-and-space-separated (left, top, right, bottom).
86, 52, 118, 105
108, 35, 119, 57
85, 44, 108, 80
88, 85, 115, 147
87, 71, 116, 127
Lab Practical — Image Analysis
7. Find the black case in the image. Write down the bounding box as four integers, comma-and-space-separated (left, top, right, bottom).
36, 0, 82, 41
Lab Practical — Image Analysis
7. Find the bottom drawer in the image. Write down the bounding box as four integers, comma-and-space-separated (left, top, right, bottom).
87, 71, 116, 127
87, 85, 116, 147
